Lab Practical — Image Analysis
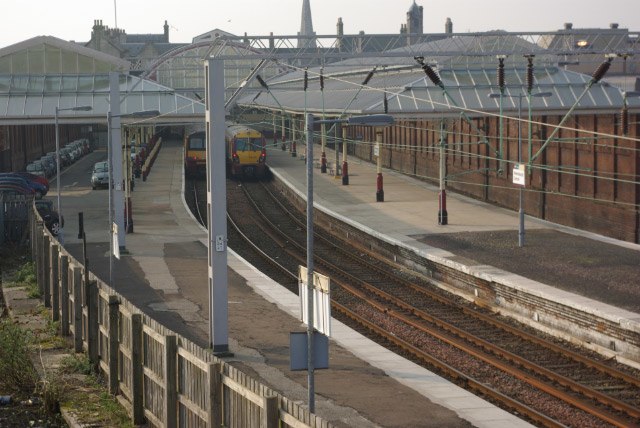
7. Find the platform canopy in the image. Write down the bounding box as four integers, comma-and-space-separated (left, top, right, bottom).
233, 33, 640, 118
0, 36, 204, 125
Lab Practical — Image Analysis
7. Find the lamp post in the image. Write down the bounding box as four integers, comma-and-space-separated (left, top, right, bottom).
304, 113, 393, 413
55, 105, 92, 245
106, 109, 159, 284
489, 91, 551, 247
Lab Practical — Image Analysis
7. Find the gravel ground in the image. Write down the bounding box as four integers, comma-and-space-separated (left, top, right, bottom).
414, 229, 640, 314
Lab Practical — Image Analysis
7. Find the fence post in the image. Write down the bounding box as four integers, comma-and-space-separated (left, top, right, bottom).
30, 214, 37, 260
208, 362, 222, 428
60, 255, 69, 335
72, 267, 83, 352
164, 335, 177, 427
42, 235, 51, 307
107, 295, 119, 395
50, 244, 60, 321
131, 313, 144, 425
262, 396, 278, 428
86, 280, 99, 369
35, 223, 43, 294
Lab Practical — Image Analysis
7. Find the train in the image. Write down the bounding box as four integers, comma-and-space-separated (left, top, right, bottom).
184, 131, 207, 176
184, 123, 267, 179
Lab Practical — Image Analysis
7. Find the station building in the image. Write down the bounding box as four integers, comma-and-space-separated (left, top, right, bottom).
0, 0, 639, 243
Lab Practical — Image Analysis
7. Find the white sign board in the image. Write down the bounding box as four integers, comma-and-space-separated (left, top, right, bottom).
373, 142, 380, 157
112, 222, 120, 260
299, 266, 331, 336
512, 163, 526, 186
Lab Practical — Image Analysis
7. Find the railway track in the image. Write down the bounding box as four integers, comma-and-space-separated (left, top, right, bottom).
187, 177, 640, 428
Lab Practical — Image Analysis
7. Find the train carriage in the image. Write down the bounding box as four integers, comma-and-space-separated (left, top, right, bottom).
184, 131, 207, 177
225, 124, 267, 178
184, 123, 267, 179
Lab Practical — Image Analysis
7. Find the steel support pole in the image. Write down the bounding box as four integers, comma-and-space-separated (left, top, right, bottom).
375, 131, 383, 201
291, 116, 297, 157
334, 126, 339, 178
206, 59, 229, 354
107, 112, 114, 286
341, 125, 349, 185
498, 94, 504, 174
109, 72, 125, 251
518, 94, 525, 247
320, 123, 327, 173
54, 108, 64, 245
281, 115, 286, 150
305, 113, 316, 413
272, 115, 277, 145
438, 121, 448, 225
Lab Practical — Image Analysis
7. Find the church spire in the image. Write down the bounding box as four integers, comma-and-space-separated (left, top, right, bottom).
298, 0, 317, 48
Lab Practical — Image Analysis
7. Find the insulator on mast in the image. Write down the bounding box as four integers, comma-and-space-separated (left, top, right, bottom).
591, 57, 613, 84
526, 56, 534, 93
497, 57, 505, 92
422, 64, 442, 87
362, 67, 376, 85
256, 75, 268, 89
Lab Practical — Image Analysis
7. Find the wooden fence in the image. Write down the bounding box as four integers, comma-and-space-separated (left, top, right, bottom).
1, 193, 32, 245
30, 207, 333, 428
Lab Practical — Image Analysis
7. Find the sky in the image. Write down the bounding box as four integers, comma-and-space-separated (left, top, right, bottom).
1, 0, 639, 49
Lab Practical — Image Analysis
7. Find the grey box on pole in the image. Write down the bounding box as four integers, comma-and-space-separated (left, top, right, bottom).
290, 332, 329, 371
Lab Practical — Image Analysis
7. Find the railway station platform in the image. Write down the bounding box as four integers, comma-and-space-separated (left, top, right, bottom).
61, 137, 640, 427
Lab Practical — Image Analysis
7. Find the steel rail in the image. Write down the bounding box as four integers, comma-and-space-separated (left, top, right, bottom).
225, 180, 640, 426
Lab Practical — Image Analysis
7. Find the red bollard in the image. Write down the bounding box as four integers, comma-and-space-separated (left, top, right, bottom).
438, 189, 448, 225
376, 172, 384, 202
342, 160, 349, 185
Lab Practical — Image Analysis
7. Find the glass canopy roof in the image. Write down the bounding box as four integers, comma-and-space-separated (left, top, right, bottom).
0, 73, 205, 124
0, 36, 204, 125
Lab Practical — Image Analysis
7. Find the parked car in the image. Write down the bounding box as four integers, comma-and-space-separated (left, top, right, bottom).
11, 172, 49, 192
35, 199, 63, 236
60, 147, 75, 164
0, 174, 47, 197
61, 146, 76, 163
91, 161, 109, 189
67, 142, 83, 160
59, 149, 72, 166
0, 182, 35, 197
79, 138, 92, 153
26, 160, 47, 178
39, 155, 56, 177
47, 150, 69, 167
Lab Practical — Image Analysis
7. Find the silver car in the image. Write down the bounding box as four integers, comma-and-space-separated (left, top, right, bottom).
91, 161, 109, 189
